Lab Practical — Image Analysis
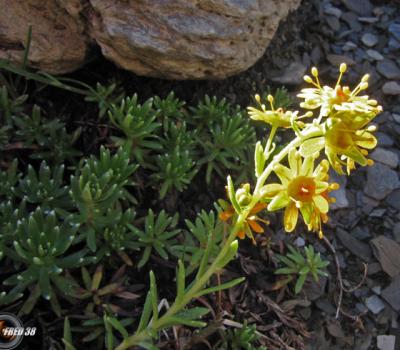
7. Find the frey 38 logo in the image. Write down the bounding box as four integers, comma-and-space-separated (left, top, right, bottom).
0, 312, 36, 349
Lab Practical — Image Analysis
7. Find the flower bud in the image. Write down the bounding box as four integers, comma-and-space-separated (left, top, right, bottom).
235, 184, 252, 206
304, 75, 313, 83
361, 74, 370, 82
311, 67, 318, 77
339, 63, 347, 73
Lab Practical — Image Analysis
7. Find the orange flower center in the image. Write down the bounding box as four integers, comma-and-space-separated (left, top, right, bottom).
334, 86, 349, 103
288, 176, 316, 202
327, 127, 354, 151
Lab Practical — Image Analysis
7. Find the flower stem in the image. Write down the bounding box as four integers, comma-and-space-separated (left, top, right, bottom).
115, 126, 323, 350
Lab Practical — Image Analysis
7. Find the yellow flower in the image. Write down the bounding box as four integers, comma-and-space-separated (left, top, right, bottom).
298, 64, 382, 120
219, 200, 269, 242
299, 119, 377, 174
261, 150, 338, 237
247, 94, 294, 129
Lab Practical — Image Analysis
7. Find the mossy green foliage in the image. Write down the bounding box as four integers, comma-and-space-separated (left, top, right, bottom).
0, 66, 288, 349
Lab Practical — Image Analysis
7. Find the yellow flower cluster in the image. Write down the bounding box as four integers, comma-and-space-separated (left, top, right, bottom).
220, 64, 381, 240
298, 64, 382, 174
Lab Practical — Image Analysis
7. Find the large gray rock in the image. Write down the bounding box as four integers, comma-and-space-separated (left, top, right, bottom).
0, 0, 87, 74
0, 0, 301, 79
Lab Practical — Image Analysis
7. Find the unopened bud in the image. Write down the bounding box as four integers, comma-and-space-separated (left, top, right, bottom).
303, 75, 313, 83
367, 159, 375, 166
367, 125, 377, 132
360, 82, 369, 90
267, 94, 274, 103
311, 67, 318, 77
339, 63, 347, 73
343, 86, 351, 94
361, 74, 370, 82
255, 94, 261, 103
330, 183, 340, 190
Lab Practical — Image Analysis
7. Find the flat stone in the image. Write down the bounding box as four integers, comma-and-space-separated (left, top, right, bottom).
377, 335, 396, 350
352, 226, 371, 240
343, 0, 373, 16
326, 16, 341, 31
342, 12, 363, 31
389, 23, 400, 41
365, 295, 386, 314
336, 228, 372, 262
270, 61, 307, 85
368, 262, 382, 275
324, 5, 342, 18
366, 49, 384, 61
376, 132, 394, 147
370, 208, 386, 217
382, 81, 400, 95
361, 33, 378, 47
315, 298, 336, 314
386, 189, 400, 210
388, 38, 400, 51
358, 17, 379, 24
327, 54, 355, 66
372, 286, 381, 295
343, 41, 358, 51
392, 113, 400, 124
370, 148, 399, 168
376, 60, 400, 79
294, 236, 305, 248
381, 276, 400, 311
370, 236, 400, 277
364, 163, 400, 200
394, 222, 400, 242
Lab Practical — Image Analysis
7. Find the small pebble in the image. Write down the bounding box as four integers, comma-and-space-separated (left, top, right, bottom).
361, 33, 378, 47
377, 335, 396, 350
366, 49, 384, 61
365, 295, 385, 314
382, 81, 400, 95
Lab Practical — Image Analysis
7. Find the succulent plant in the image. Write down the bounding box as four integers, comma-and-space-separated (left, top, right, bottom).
108, 94, 162, 165
69, 146, 137, 252
128, 209, 180, 268
13, 161, 71, 210
1, 208, 87, 315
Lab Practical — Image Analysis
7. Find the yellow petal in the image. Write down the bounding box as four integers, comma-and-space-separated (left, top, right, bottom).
284, 202, 298, 232
299, 137, 325, 158
288, 149, 300, 175
300, 203, 313, 225
355, 132, 377, 149
260, 183, 284, 198
267, 192, 290, 211
315, 181, 329, 194
313, 195, 329, 214
300, 156, 315, 177
273, 164, 293, 185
